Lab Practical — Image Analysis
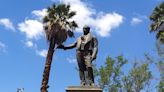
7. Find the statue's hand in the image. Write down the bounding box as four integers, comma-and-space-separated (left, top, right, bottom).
63, 47, 67, 50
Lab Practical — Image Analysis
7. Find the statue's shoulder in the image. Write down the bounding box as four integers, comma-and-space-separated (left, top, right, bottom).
92, 35, 97, 40
91, 35, 98, 45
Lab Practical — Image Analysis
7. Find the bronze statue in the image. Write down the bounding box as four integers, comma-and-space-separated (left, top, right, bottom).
58, 26, 98, 86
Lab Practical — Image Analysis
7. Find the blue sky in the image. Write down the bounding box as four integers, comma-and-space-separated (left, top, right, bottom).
0, 0, 163, 92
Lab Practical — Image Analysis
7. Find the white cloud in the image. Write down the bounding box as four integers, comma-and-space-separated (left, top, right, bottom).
18, 19, 44, 40
32, 9, 47, 20
133, 13, 147, 19
25, 41, 34, 48
0, 18, 15, 31
94, 13, 123, 37
63, 0, 95, 30
37, 49, 48, 57
131, 17, 142, 25
18, 9, 47, 41
59, 0, 123, 37
17, 9, 48, 57
0, 41, 6, 53
66, 57, 76, 63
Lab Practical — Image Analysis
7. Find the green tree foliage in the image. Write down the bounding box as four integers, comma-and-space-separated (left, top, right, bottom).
156, 41, 164, 57
155, 41, 164, 92
150, 2, 164, 43
157, 61, 164, 92
143, 53, 164, 92
41, 3, 78, 92
122, 63, 152, 92
98, 55, 127, 92
97, 56, 153, 92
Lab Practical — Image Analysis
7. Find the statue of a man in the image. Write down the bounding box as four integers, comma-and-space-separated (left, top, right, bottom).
58, 26, 98, 86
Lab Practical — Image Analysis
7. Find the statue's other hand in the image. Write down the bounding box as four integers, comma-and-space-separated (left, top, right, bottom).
57, 45, 65, 49
91, 56, 96, 61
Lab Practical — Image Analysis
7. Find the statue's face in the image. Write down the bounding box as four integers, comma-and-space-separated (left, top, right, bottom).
83, 28, 89, 35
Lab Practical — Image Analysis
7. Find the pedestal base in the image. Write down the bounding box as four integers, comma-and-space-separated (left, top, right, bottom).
66, 86, 102, 92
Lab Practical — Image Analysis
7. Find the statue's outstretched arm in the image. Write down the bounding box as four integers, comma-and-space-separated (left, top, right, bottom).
64, 41, 77, 50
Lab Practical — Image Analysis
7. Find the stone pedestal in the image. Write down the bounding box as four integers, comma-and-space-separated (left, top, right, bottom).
66, 86, 102, 92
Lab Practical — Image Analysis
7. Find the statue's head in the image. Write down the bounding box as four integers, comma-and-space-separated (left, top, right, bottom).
83, 25, 90, 35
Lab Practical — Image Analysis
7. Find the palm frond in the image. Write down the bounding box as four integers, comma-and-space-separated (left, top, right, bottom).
71, 21, 78, 28
150, 2, 164, 21
157, 30, 164, 43
150, 2, 164, 43
43, 16, 49, 23
67, 30, 74, 38
68, 11, 76, 18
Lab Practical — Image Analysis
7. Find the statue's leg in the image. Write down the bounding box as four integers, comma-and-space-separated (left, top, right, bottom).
76, 51, 86, 86
88, 67, 94, 84
85, 55, 95, 86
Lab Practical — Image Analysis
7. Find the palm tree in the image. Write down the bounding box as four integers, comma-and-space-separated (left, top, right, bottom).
41, 3, 78, 92
150, 2, 164, 43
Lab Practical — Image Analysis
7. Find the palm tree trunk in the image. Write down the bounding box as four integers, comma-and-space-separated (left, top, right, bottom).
41, 41, 55, 92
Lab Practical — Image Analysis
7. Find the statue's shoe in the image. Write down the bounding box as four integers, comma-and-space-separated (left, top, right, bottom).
80, 82, 85, 86
90, 83, 95, 86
